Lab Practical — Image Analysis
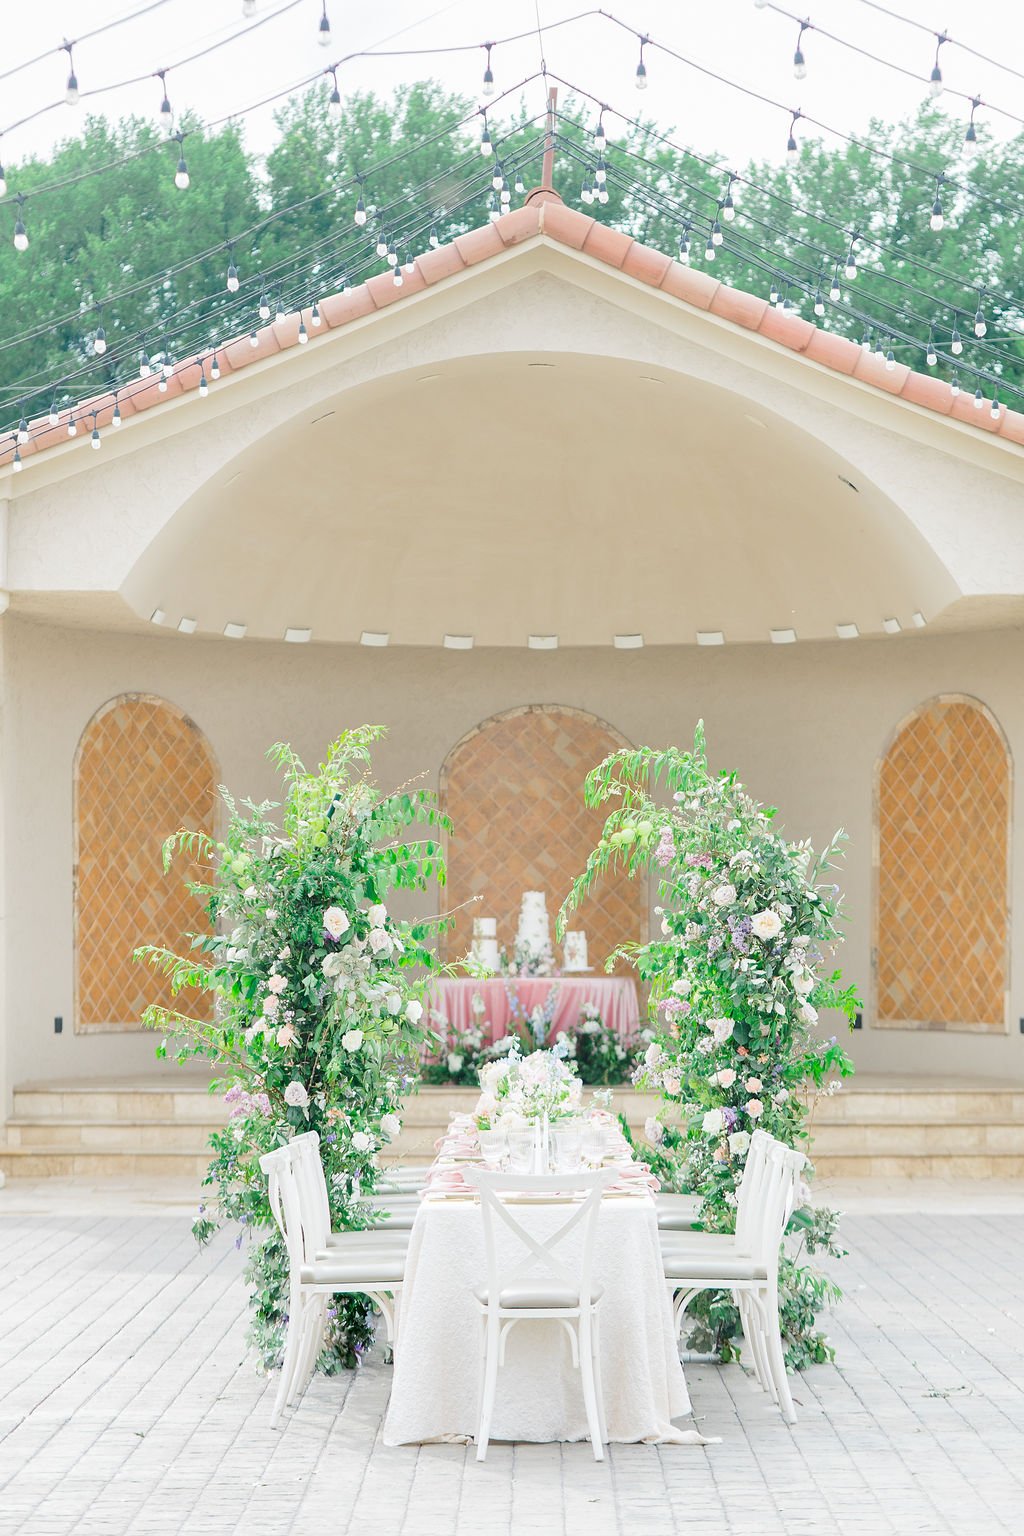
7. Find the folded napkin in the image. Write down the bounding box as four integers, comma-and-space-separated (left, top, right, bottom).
607, 1162, 661, 1194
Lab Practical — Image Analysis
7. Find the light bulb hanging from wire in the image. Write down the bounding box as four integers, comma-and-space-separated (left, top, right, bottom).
829, 264, 841, 303
482, 42, 495, 97
929, 175, 944, 231
926, 327, 937, 366
258, 282, 270, 321
929, 32, 947, 97
678, 224, 691, 264
991, 394, 1001, 419
720, 174, 737, 222
844, 234, 858, 280
318, 2, 331, 47
156, 71, 173, 134
48, 395, 59, 426
225, 245, 239, 293
594, 112, 607, 154
514, 170, 525, 196
12, 442, 22, 473
93, 311, 106, 355
793, 20, 810, 80
974, 296, 987, 337
327, 68, 342, 117
64, 43, 79, 106
786, 110, 801, 162
951, 322, 963, 355
636, 36, 648, 90
91, 413, 101, 450
13, 194, 28, 252
354, 177, 367, 226
112, 394, 122, 426
210, 354, 221, 381
16, 405, 28, 445
173, 133, 189, 190
813, 285, 825, 317
242, 0, 256, 14
950, 369, 960, 397
480, 114, 493, 155
964, 97, 981, 158
973, 386, 984, 409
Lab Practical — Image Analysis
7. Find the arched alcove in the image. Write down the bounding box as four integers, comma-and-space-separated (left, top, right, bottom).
874, 693, 1011, 1032
439, 704, 646, 971
73, 693, 218, 1032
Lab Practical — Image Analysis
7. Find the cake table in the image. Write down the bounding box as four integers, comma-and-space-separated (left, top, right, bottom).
426, 975, 641, 1044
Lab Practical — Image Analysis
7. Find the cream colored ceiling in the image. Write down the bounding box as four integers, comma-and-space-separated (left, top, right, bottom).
120, 352, 958, 646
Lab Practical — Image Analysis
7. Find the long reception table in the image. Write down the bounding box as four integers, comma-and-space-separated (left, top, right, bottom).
426, 976, 641, 1045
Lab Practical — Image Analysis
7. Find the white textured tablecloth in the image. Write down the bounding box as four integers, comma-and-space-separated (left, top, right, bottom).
383, 1194, 697, 1446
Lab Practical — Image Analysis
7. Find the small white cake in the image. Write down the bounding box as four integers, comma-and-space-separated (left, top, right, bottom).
562, 931, 589, 972
471, 916, 500, 973
513, 892, 556, 975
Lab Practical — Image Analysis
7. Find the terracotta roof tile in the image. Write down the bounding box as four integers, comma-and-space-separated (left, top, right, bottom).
661, 263, 719, 310
621, 242, 673, 289
8, 200, 1019, 472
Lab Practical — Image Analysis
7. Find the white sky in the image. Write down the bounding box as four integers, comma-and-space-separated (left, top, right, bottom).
2, 0, 1024, 177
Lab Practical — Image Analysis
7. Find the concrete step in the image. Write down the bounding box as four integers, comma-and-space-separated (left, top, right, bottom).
812, 1153, 1024, 1178
3, 1118, 223, 1151
12, 1076, 221, 1125
0, 1145, 211, 1178
810, 1120, 1024, 1156
812, 1078, 1024, 1124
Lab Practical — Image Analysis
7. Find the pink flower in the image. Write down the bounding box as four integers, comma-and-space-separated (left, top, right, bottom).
745, 1098, 764, 1120
276, 1022, 297, 1048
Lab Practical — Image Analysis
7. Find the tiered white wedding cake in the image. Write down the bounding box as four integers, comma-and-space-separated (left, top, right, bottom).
513, 891, 556, 976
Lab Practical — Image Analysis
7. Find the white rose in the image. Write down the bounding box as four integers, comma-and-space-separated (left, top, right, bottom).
793, 973, 814, 996
368, 927, 393, 956
323, 906, 350, 939
773, 1088, 790, 1104
265, 909, 278, 922
351, 1130, 373, 1153
709, 1017, 734, 1045
380, 1113, 402, 1139
243, 886, 259, 902
476, 1091, 498, 1118
702, 1108, 726, 1135
342, 1029, 363, 1051
671, 977, 692, 996
368, 903, 388, 927
385, 991, 402, 1015
800, 1001, 818, 1026
278, 946, 291, 960
662, 1074, 681, 1096
262, 994, 280, 1018
660, 917, 672, 936
267, 973, 287, 995
644, 1116, 664, 1146
745, 1098, 764, 1120
322, 953, 346, 978
447, 1053, 464, 1075
283, 1080, 308, 1108
750, 909, 783, 941
712, 883, 737, 907
745, 1077, 764, 1094
406, 999, 424, 1024
728, 1130, 751, 1156
645, 1041, 665, 1068
713, 1067, 737, 1088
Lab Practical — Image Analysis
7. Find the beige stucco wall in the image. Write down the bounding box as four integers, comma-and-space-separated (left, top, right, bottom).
5, 613, 1024, 1104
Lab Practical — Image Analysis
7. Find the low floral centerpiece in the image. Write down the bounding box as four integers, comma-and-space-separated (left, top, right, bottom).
474, 1041, 583, 1128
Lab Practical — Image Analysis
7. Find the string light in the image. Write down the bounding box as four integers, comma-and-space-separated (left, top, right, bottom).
678, 223, 691, 263
297, 317, 308, 343
67, 415, 77, 437
950, 369, 960, 396
327, 68, 341, 117
258, 283, 270, 321
844, 235, 858, 279
991, 394, 1001, 419
704, 232, 716, 261
48, 395, 59, 426
929, 32, 947, 97
402, 250, 415, 274
311, 299, 321, 326
793, 20, 810, 79
242, 0, 256, 14
974, 298, 987, 337
711, 206, 724, 245
973, 386, 984, 408
275, 293, 286, 323
12, 442, 22, 472
491, 160, 503, 192
926, 327, 937, 366
719, 173, 737, 221
860, 325, 872, 352
636, 36, 648, 90
514, 170, 525, 195
964, 96, 981, 157
226, 246, 239, 293
248, 329, 258, 348
594, 111, 607, 154
829, 264, 841, 302
386, 241, 398, 267
480, 115, 493, 155
173, 133, 189, 190
64, 43, 79, 106
769, 278, 780, 306
885, 338, 896, 370
156, 70, 173, 134
210, 354, 221, 381
482, 42, 495, 97
428, 225, 439, 248
951, 323, 963, 355
786, 110, 801, 161
91, 413, 101, 450
111, 393, 122, 425
929, 176, 944, 232
318, 2, 331, 48
93, 312, 107, 355
813, 285, 825, 316
16, 406, 28, 445
13, 194, 28, 252
198, 364, 209, 397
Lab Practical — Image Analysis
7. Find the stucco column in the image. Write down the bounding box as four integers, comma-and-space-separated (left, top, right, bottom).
0, 497, 8, 1132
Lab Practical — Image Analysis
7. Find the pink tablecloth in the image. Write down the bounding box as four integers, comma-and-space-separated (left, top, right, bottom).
427, 976, 641, 1044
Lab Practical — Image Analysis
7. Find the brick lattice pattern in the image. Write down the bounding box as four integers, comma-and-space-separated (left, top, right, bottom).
440, 706, 645, 973
75, 695, 216, 1031
876, 695, 1010, 1032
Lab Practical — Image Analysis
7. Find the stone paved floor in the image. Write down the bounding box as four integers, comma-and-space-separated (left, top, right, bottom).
2, 1183, 1023, 1535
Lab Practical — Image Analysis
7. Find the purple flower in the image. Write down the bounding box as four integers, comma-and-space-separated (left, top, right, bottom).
728, 914, 753, 954
722, 1106, 739, 1131
707, 933, 723, 958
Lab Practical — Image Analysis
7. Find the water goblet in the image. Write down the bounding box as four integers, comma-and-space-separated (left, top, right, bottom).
478, 1127, 507, 1169
508, 1127, 535, 1174
553, 1123, 583, 1172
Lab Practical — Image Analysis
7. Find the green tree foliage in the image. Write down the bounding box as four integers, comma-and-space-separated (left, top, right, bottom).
1, 85, 1020, 430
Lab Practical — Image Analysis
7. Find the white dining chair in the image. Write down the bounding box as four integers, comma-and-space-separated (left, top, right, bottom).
463, 1167, 615, 1462
659, 1130, 806, 1423
655, 1192, 702, 1231
260, 1137, 409, 1428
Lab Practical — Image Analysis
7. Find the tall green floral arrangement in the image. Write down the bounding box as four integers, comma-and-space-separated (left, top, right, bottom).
137, 726, 448, 1370
559, 723, 858, 1369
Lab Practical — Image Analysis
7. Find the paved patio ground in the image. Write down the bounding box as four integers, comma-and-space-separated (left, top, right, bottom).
2, 1181, 1023, 1536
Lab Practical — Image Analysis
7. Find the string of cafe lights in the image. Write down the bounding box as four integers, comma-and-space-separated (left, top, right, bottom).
1, 127, 548, 445
0, 0, 176, 84
554, 128, 1021, 409
853, 0, 1024, 89
0, 76, 548, 368
547, 82, 1024, 324
0, 122, 547, 414
564, 140, 1020, 415
2, 5, 1023, 229
752, 1, 1024, 131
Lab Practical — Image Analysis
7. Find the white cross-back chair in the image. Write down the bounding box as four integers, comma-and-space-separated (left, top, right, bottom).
260, 1133, 409, 1427
659, 1129, 806, 1423
463, 1167, 614, 1462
